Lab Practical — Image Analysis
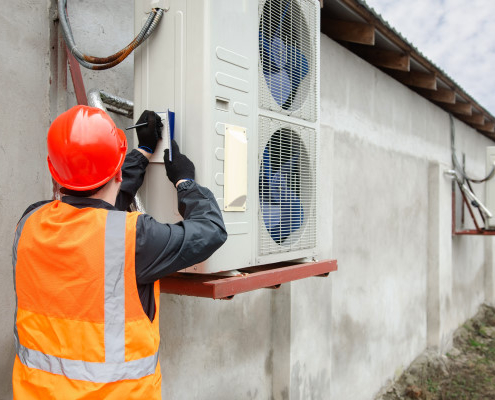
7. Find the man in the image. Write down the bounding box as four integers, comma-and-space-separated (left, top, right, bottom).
12, 105, 227, 399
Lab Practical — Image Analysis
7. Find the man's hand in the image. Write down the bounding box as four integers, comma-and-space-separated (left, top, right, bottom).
164, 140, 195, 186
136, 110, 163, 154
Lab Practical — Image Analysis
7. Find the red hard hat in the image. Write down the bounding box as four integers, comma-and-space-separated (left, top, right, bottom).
47, 105, 127, 191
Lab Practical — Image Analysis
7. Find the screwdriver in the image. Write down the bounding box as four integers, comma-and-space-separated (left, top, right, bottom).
125, 121, 147, 130
125, 112, 166, 130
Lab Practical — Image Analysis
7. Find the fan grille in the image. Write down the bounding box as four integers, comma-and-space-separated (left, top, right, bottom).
258, 116, 317, 256
258, 0, 317, 122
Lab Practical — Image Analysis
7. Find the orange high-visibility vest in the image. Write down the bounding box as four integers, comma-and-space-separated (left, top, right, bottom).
12, 201, 161, 400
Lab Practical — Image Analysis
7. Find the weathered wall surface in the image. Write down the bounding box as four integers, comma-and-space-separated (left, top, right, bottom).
1, 1, 494, 400
0, 1, 54, 398
0, 1, 134, 399
65, 0, 135, 144
320, 35, 494, 400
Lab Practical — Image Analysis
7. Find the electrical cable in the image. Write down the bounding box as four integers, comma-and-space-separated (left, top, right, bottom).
445, 169, 493, 218
58, 0, 164, 70
450, 113, 495, 183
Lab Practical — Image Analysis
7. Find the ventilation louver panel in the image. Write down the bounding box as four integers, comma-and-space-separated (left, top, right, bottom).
258, 116, 317, 256
258, 0, 317, 122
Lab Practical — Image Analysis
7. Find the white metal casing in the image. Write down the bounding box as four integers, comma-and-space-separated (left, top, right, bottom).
134, 0, 320, 272
486, 146, 495, 229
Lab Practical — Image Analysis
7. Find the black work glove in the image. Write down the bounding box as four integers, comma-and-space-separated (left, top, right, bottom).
164, 140, 195, 185
136, 110, 163, 153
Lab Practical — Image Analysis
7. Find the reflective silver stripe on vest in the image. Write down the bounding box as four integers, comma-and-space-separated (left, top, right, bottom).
13, 208, 158, 382
17, 344, 159, 383
104, 211, 126, 363
13, 207, 43, 356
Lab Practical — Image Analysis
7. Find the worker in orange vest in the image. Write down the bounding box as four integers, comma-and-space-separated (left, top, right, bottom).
12, 105, 227, 399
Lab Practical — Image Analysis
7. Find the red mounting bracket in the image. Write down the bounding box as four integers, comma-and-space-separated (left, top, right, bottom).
160, 259, 338, 300
452, 179, 495, 236
65, 44, 88, 106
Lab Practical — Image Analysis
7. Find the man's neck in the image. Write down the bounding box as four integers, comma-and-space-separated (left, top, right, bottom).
90, 180, 120, 206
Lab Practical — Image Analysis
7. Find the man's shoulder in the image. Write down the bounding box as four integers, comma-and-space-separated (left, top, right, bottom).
19, 200, 52, 222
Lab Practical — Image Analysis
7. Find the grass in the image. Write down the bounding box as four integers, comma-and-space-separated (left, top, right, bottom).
378, 304, 495, 400
427, 310, 495, 400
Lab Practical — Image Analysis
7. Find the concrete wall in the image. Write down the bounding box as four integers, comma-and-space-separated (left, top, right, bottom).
0, 1, 54, 398
1, 1, 494, 399
66, 0, 135, 144
320, 34, 494, 399
0, 1, 133, 399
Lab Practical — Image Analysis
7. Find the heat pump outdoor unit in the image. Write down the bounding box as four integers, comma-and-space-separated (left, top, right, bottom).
485, 146, 495, 229
134, 0, 320, 273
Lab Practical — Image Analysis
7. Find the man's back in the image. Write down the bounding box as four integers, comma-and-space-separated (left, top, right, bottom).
13, 201, 161, 399
12, 106, 227, 398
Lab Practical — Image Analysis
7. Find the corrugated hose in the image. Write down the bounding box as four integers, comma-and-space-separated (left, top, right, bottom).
58, 0, 164, 70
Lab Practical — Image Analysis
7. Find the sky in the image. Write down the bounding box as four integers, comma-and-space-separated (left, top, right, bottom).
363, 0, 495, 116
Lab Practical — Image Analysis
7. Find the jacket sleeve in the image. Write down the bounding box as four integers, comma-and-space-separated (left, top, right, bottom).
134, 180, 227, 284
115, 149, 149, 212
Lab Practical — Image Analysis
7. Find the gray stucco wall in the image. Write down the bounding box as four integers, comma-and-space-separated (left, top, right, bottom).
66, 0, 135, 144
1, 1, 494, 400
0, 1, 54, 398
321, 34, 494, 399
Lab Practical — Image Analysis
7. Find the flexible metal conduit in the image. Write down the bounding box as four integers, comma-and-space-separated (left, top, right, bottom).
58, 0, 164, 70
87, 89, 134, 118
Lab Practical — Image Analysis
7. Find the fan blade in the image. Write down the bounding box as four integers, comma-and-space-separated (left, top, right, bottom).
281, 45, 309, 110
261, 148, 304, 244
285, 45, 309, 89
264, 69, 292, 107
260, 146, 273, 200
270, 36, 287, 68
262, 186, 304, 244
262, 203, 282, 230
274, 0, 291, 38
259, 32, 281, 74
282, 187, 304, 226
279, 150, 300, 177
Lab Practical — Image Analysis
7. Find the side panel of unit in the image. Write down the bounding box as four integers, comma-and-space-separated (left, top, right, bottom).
134, 0, 258, 272
189, 0, 259, 272
486, 146, 495, 229
134, 0, 197, 225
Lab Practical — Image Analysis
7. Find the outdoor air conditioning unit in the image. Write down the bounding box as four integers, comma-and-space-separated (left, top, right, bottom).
134, 0, 320, 273
485, 146, 495, 229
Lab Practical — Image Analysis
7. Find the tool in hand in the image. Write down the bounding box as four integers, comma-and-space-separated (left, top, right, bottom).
126, 110, 174, 161
125, 112, 167, 131
125, 121, 148, 130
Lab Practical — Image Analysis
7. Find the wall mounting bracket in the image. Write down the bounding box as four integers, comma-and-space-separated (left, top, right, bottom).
451, 176, 495, 236
160, 259, 338, 300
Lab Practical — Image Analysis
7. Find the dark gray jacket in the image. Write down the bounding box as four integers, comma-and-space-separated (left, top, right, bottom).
21, 150, 227, 320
